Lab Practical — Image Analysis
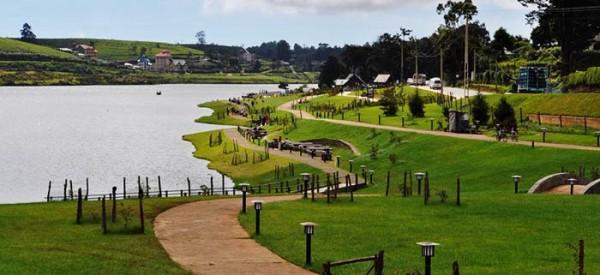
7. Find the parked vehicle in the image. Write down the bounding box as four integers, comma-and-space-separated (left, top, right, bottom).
429, 77, 442, 89
412, 73, 427, 85
406, 78, 414, 85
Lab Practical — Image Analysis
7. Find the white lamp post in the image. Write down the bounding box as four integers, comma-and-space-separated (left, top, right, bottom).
252, 200, 263, 235
415, 172, 425, 195
512, 175, 521, 194
417, 242, 440, 275
239, 183, 250, 213
567, 178, 577, 195
301, 222, 317, 265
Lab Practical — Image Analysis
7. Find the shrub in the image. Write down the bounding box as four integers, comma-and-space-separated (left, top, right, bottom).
408, 90, 425, 117
493, 97, 517, 129
471, 93, 490, 125
379, 88, 398, 116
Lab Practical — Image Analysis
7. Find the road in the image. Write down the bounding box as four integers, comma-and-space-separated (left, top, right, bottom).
410, 85, 491, 98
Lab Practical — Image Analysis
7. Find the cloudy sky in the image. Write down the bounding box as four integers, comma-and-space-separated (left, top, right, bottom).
1, 0, 535, 47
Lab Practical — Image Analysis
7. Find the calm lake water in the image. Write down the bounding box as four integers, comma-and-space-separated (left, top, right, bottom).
0, 84, 303, 204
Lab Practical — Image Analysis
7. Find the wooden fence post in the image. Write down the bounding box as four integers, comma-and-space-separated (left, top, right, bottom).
452, 261, 460, 275
385, 171, 390, 196
63, 179, 67, 201
579, 240, 584, 275
47, 181, 52, 202
187, 177, 191, 197
101, 196, 107, 234
111, 186, 117, 223
375, 250, 385, 275
158, 176, 162, 197
210, 176, 214, 195
145, 177, 150, 197
76, 188, 82, 224
69, 180, 73, 200
222, 174, 225, 195
456, 176, 461, 206
138, 186, 145, 234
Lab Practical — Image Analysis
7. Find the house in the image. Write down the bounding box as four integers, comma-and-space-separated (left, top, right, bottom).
334, 74, 367, 91
155, 50, 173, 72
72, 44, 98, 58
172, 59, 187, 72
373, 74, 395, 87
239, 48, 253, 63
137, 55, 152, 71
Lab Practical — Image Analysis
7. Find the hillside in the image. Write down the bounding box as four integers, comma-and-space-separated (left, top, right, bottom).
37, 38, 204, 62
0, 38, 80, 61
485, 93, 600, 118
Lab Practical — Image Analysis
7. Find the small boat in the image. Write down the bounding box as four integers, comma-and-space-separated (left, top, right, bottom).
156, 91, 162, 95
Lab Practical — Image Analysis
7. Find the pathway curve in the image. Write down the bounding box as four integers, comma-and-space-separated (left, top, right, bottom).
154, 195, 315, 275
277, 99, 600, 152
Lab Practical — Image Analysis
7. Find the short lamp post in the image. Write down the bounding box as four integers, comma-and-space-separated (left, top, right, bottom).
512, 175, 521, 194
239, 183, 250, 214
430, 118, 434, 131
542, 128, 547, 142
336, 155, 341, 167
252, 200, 263, 235
361, 164, 366, 174
596, 131, 600, 147
415, 172, 425, 195
369, 170, 374, 184
417, 242, 440, 275
568, 178, 577, 195
301, 173, 311, 199
349, 160, 354, 172
301, 222, 317, 265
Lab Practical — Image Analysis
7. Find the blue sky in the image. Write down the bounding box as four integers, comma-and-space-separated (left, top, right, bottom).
1, 0, 535, 47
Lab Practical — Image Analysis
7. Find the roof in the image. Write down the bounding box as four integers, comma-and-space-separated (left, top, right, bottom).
373, 74, 391, 83
74, 44, 94, 50
155, 50, 172, 58
172, 59, 186, 66
335, 74, 367, 87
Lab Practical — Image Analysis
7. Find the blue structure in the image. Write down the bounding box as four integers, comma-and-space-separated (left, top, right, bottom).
517, 67, 549, 93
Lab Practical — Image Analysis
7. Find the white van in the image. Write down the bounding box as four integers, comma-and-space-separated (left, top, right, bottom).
429, 77, 442, 89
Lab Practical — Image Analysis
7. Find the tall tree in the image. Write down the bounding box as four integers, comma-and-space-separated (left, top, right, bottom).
518, 0, 600, 75
319, 56, 344, 88
276, 40, 291, 61
195, 31, 206, 45
20, 23, 36, 43
490, 27, 515, 61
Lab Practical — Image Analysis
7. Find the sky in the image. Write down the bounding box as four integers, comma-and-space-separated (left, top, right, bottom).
1, 0, 536, 48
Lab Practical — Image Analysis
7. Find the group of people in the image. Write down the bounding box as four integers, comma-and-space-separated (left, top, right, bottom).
496, 125, 518, 142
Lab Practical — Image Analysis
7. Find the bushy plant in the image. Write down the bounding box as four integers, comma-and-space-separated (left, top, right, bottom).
493, 97, 517, 129
471, 93, 490, 125
408, 90, 425, 117
379, 88, 398, 116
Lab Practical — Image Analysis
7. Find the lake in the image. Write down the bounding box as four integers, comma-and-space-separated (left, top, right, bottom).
0, 84, 303, 204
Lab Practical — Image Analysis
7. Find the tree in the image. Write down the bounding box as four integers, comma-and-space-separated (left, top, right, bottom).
379, 88, 398, 116
490, 27, 515, 61
493, 97, 516, 129
20, 23, 36, 43
319, 56, 344, 88
408, 90, 425, 117
276, 40, 291, 61
518, 0, 600, 76
471, 93, 490, 125
195, 31, 206, 45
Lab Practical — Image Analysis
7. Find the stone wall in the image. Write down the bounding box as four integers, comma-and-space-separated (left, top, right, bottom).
528, 173, 568, 193
582, 179, 600, 194
528, 114, 600, 129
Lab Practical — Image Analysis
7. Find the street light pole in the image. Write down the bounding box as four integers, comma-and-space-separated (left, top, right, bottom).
301, 222, 317, 265
301, 173, 310, 199
417, 242, 440, 275
239, 183, 249, 214
415, 172, 425, 195
253, 200, 263, 235
512, 175, 521, 194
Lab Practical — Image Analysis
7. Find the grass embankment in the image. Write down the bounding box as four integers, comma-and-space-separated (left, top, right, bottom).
236, 119, 600, 274
0, 196, 216, 274
0, 38, 80, 60
183, 129, 322, 186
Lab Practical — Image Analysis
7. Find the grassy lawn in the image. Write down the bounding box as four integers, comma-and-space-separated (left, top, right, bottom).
0, 38, 80, 60
183, 129, 322, 186
0, 196, 218, 274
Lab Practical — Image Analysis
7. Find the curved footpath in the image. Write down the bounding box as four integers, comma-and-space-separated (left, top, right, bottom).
155, 195, 315, 275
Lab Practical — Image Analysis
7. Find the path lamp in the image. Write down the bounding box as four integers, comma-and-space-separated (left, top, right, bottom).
417, 242, 440, 275
336, 155, 341, 167
415, 172, 425, 195
301, 173, 311, 199
596, 131, 600, 147
301, 222, 317, 265
402, 116, 405, 127
430, 118, 435, 131
541, 128, 547, 142
512, 175, 521, 194
361, 165, 366, 174
369, 170, 374, 184
239, 183, 250, 213
357, 110, 361, 122
349, 160, 354, 172
475, 120, 480, 132
252, 200, 263, 235
568, 178, 577, 195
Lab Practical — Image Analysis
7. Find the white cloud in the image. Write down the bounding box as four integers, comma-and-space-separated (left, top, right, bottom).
201, 0, 531, 15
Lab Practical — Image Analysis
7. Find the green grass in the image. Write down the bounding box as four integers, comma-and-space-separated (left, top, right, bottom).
0, 196, 220, 274
37, 38, 204, 62
485, 93, 600, 118
183, 129, 322, 186
0, 38, 79, 60
235, 119, 600, 274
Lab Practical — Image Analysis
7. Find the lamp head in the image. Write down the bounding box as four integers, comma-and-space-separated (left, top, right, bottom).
415, 172, 425, 180
239, 183, 250, 192
301, 222, 317, 235
512, 175, 521, 183
301, 173, 311, 181
252, 200, 263, 210
417, 242, 440, 257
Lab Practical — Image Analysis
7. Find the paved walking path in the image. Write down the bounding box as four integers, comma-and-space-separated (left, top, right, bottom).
154, 195, 315, 275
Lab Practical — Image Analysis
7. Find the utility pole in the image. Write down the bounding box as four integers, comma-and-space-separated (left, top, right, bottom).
440, 49, 444, 99
464, 18, 469, 98
473, 50, 477, 84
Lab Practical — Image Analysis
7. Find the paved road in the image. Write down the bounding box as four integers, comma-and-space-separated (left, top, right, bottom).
410, 85, 491, 98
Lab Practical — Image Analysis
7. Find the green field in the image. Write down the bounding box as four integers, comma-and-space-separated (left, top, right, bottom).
0, 38, 80, 61
37, 38, 204, 62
